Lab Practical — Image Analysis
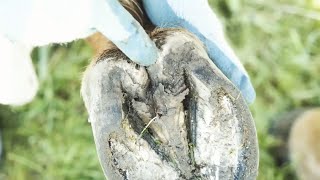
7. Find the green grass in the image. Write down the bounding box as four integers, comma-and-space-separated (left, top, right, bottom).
0, 0, 319, 179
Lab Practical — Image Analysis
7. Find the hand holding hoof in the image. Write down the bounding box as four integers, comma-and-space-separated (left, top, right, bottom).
81, 29, 258, 180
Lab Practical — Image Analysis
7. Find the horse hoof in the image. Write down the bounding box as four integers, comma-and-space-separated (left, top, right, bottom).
81, 28, 258, 180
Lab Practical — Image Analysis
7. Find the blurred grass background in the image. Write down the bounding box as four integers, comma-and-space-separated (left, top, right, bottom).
0, 0, 319, 179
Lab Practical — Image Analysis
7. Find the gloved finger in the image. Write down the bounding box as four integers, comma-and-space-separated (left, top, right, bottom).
0, 0, 159, 66
143, 0, 255, 103
93, 0, 159, 66
0, 35, 38, 106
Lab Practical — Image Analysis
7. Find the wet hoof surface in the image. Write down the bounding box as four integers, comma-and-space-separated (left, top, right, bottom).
81, 29, 258, 180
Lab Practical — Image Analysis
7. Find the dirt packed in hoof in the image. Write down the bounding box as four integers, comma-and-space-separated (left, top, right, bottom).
81, 29, 258, 180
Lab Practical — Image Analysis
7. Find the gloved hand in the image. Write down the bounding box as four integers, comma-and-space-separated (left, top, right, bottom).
143, 0, 256, 103
0, 0, 158, 65
0, 0, 158, 105
0, 0, 255, 105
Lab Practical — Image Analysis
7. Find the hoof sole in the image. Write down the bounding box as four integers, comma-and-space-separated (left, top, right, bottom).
81, 29, 258, 180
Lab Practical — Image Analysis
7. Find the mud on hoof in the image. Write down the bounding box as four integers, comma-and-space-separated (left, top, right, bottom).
81, 29, 258, 180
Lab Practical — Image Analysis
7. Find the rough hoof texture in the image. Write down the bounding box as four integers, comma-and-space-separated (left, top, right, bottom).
81, 29, 258, 180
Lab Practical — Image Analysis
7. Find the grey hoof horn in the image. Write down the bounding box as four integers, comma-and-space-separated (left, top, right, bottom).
81, 29, 258, 180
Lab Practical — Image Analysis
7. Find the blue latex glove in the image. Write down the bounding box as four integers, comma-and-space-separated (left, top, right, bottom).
0, 0, 254, 105
143, 0, 256, 103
